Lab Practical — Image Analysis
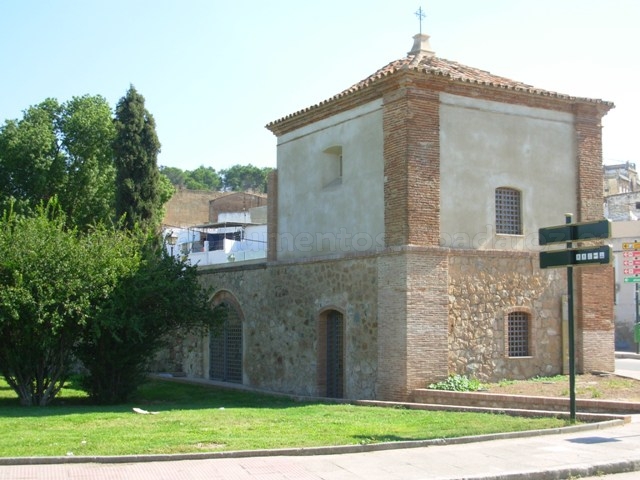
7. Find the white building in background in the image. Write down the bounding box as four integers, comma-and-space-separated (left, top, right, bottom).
610, 221, 640, 351
163, 205, 267, 266
604, 162, 638, 195
603, 178, 640, 351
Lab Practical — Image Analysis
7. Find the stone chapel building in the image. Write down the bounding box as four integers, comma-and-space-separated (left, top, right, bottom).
172, 31, 615, 402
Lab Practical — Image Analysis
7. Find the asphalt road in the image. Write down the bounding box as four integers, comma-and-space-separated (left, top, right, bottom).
616, 357, 640, 373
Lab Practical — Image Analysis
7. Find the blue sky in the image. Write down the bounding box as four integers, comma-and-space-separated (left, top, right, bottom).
1, 0, 637, 171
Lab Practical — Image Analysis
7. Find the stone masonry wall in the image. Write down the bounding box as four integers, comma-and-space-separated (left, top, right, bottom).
197, 256, 379, 399
157, 246, 588, 399
448, 249, 566, 382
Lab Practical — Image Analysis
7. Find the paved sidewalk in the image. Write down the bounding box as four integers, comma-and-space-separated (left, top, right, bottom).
2, 416, 640, 480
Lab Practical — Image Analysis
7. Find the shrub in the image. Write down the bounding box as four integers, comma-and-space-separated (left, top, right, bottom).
428, 375, 484, 392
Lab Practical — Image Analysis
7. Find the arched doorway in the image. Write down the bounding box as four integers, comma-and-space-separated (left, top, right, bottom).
209, 295, 243, 384
318, 309, 345, 398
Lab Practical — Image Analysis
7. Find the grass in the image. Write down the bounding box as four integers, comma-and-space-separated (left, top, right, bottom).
0, 377, 571, 458
529, 375, 566, 383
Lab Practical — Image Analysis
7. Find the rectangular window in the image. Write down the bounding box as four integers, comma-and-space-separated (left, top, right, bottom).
495, 188, 522, 235
507, 311, 529, 357
322, 146, 343, 188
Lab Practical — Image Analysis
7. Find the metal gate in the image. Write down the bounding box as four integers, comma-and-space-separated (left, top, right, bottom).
209, 303, 242, 383
325, 310, 344, 398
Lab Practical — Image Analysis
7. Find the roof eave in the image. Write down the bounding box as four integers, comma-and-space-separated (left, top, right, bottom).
265, 65, 615, 137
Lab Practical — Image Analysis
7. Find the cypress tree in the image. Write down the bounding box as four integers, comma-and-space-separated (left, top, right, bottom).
113, 85, 162, 231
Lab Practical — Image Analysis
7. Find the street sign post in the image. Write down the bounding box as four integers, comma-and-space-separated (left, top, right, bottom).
539, 245, 611, 269
538, 216, 611, 423
539, 219, 611, 246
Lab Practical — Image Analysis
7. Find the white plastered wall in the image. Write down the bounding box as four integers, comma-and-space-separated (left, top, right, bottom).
439, 93, 577, 251
276, 100, 385, 260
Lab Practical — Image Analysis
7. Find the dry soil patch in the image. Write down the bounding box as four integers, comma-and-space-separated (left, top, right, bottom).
481, 373, 640, 402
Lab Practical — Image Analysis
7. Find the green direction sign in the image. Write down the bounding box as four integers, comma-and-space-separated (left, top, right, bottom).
624, 277, 640, 283
540, 245, 611, 269
538, 219, 611, 246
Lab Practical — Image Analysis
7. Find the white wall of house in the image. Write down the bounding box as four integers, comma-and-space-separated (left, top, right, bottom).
611, 221, 640, 351
276, 100, 385, 260
164, 224, 267, 266
439, 93, 577, 251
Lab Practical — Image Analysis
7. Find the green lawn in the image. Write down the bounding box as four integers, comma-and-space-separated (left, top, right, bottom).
0, 377, 570, 457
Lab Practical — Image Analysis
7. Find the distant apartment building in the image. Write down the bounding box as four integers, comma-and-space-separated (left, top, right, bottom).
604, 162, 640, 351
604, 162, 638, 195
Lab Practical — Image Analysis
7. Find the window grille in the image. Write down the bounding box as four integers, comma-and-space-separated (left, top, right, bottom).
507, 311, 529, 357
318, 310, 345, 398
495, 188, 522, 235
210, 302, 243, 383
326, 310, 344, 398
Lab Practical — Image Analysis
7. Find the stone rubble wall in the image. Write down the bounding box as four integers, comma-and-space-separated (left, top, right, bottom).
197, 256, 379, 399
448, 249, 566, 382
155, 248, 583, 400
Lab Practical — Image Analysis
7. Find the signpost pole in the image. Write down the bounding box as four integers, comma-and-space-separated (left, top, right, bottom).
565, 213, 576, 423
539, 215, 611, 423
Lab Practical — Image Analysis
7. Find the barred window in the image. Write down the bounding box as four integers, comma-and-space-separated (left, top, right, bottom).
495, 187, 522, 235
507, 311, 530, 357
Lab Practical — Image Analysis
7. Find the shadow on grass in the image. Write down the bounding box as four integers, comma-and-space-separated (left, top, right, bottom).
0, 378, 327, 418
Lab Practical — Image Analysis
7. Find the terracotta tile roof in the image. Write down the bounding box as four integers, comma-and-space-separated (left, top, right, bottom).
266, 52, 613, 131
355, 54, 538, 91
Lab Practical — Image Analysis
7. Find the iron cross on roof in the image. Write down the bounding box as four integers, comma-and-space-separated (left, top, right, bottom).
415, 7, 426, 34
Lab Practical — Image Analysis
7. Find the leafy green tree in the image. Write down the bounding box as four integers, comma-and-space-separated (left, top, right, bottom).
160, 166, 187, 188
0, 96, 116, 229
0, 99, 66, 216
57, 95, 116, 228
113, 85, 162, 231
185, 165, 222, 191
157, 171, 176, 222
221, 164, 273, 193
75, 244, 212, 404
0, 200, 140, 406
